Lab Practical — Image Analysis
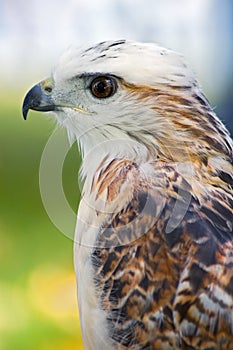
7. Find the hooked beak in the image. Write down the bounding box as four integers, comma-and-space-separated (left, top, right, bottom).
22, 78, 55, 120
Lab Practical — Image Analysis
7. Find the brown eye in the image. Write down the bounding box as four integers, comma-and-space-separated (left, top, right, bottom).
90, 76, 117, 98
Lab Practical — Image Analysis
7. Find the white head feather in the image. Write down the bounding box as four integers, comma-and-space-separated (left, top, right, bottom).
45, 40, 231, 180
53, 40, 194, 87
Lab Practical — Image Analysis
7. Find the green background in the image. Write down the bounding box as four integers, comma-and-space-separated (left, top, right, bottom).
0, 93, 83, 349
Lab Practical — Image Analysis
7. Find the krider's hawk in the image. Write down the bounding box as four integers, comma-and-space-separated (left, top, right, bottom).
23, 40, 233, 350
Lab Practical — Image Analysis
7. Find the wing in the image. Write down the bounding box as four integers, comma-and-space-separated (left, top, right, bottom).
90, 159, 233, 350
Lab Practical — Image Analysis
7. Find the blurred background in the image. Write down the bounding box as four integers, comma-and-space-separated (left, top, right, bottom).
0, 0, 232, 349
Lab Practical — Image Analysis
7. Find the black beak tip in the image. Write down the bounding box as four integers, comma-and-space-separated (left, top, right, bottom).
22, 100, 29, 120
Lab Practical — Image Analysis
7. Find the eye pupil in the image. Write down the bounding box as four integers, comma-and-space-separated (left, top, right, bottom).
90, 76, 117, 98
95, 81, 106, 93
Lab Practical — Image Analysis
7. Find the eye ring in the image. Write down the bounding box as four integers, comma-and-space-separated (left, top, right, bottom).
90, 76, 117, 99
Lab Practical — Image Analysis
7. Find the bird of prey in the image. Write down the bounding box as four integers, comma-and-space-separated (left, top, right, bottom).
23, 40, 233, 350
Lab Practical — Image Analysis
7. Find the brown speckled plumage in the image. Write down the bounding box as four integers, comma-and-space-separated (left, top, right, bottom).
91, 155, 233, 349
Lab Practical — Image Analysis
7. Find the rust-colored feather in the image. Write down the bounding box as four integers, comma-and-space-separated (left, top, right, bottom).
90, 155, 233, 350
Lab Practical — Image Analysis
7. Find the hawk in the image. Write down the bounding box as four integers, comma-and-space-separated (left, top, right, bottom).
23, 40, 233, 350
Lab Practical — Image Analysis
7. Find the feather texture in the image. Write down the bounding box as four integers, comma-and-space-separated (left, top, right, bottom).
89, 158, 233, 349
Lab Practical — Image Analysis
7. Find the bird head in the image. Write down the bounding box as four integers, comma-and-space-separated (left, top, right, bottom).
23, 40, 232, 174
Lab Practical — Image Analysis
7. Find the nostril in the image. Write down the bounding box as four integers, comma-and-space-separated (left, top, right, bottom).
44, 86, 53, 93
